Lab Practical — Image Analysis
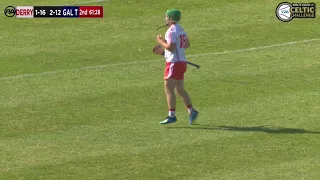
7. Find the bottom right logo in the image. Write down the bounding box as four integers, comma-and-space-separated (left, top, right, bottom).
276, 2, 316, 22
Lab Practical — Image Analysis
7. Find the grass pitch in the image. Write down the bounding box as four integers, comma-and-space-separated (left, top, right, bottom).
1, 0, 320, 179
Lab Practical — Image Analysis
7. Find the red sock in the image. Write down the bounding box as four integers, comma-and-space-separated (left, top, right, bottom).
187, 105, 193, 114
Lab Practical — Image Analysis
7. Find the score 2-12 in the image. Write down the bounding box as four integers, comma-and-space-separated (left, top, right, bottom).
50, 9, 62, 16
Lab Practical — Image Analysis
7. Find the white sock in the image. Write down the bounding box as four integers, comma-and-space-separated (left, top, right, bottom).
168, 109, 175, 117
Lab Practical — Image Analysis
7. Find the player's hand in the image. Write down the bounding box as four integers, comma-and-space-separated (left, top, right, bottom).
156, 34, 163, 43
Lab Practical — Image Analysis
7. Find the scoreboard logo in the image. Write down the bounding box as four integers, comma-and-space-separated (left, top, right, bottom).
4, 6, 34, 18
276, 2, 316, 22
4, 6, 15, 17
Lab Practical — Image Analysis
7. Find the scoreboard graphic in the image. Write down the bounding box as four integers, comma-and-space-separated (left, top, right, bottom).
4, 6, 103, 18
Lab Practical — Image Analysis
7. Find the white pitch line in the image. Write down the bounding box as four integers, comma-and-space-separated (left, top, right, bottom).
187, 38, 320, 57
0, 38, 319, 81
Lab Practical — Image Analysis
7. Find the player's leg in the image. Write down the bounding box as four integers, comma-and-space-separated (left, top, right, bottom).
165, 78, 177, 116
159, 78, 177, 124
160, 63, 178, 124
176, 80, 199, 124
175, 64, 199, 125
175, 79, 192, 112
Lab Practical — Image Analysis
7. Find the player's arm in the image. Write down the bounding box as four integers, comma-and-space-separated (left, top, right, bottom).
159, 40, 176, 52
157, 35, 176, 52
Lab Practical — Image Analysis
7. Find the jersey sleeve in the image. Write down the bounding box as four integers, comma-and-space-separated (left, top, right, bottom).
167, 30, 177, 44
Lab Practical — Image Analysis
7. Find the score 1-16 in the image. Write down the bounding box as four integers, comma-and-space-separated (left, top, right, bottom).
34, 9, 46, 16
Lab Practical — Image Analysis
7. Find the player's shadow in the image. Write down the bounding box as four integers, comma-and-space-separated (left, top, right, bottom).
167, 125, 320, 134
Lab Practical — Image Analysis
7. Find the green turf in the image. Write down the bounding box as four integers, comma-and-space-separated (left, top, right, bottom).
1, 0, 320, 179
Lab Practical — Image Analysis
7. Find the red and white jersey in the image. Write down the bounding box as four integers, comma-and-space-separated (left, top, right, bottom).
164, 23, 188, 63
